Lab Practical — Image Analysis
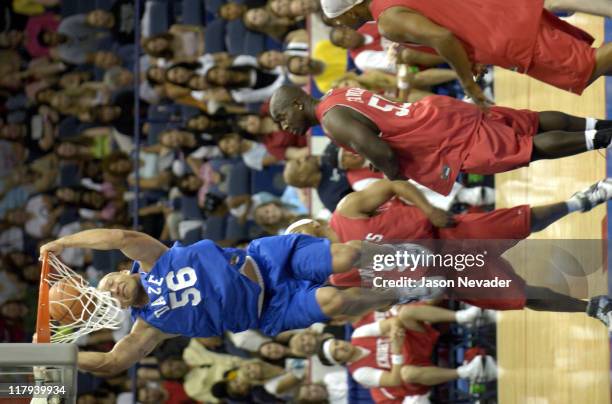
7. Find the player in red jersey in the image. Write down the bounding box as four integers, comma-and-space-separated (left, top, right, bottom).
270, 85, 612, 196
319, 304, 496, 403
320, 0, 612, 108
285, 178, 612, 328
350, 304, 495, 403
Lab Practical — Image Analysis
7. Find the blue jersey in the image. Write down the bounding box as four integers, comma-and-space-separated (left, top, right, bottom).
131, 240, 261, 337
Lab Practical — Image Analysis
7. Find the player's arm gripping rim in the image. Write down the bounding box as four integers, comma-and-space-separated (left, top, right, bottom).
78, 318, 172, 377
322, 108, 405, 181
40, 229, 169, 271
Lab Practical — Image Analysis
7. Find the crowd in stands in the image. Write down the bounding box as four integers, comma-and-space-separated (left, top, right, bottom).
0, 0, 496, 403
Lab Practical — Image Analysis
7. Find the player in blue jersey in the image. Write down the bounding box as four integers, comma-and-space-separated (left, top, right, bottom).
40, 228, 434, 376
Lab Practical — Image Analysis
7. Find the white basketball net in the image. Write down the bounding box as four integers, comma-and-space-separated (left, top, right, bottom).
45, 254, 125, 343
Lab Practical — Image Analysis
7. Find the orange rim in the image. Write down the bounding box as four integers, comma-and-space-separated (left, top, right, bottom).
36, 252, 51, 343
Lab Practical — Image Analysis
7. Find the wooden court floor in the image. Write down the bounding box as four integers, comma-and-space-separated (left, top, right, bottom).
495, 14, 610, 404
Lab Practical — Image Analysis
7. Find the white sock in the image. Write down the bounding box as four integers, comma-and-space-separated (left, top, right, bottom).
455, 306, 481, 324
565, 196, 583, 213
585, 129, 596, 151
586, 117, 598, 131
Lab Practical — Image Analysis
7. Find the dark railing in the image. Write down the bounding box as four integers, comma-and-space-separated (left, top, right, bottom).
129, 0, 142, 402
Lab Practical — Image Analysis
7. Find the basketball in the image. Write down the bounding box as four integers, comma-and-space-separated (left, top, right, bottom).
48, 276, 93, 325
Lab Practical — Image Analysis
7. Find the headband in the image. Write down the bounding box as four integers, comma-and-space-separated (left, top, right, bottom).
322, 339, 340, 365
285, 218, 316, 234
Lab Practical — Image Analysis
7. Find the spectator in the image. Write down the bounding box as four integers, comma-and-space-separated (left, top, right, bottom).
283, 153, 352, 212
253, 199, 302, 234
237, 113, 308, 161
45, 14, 112, 65
185, 113, 232, 134
0, 29, 25, 49
142, 25, 205, 63
159, 128, 218, 155
218, 3, 248, 21
237, 360, 303, 400
243, 8, 299, 42
269, 0, 320, 19
86, 3, 135, 45
24, 12, 60, 58
286, 55, 327, 77
295, 377, 349, 404
198, 55, 285, 104
218, 132, 279, 171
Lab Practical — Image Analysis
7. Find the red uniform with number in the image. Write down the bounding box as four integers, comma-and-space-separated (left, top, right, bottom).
316, 87, 539, 196
369, 0, 596, 94
352, 307, 433, 403
328, 197, 529, 309
348, 319, 439, 401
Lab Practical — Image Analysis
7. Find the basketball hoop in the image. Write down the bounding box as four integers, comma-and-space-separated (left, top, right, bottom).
37, 252, 125, 344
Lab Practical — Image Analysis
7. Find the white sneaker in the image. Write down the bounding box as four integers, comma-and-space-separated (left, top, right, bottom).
459, 355, 485, 382
456, 186, 495, 206
483, 309, 498, 323
460, 355, 498, 383
456, 306, 482, 324
481, 356, 498, 382
571, 179, 612, 212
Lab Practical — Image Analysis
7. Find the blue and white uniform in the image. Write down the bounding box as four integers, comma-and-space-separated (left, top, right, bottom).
131, 234, 334, 336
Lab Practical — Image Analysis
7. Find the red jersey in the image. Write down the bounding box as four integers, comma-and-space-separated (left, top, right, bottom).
349, 323, 439, 399
328, 197, 433, 288
316, 87, 482, 195
368, 0, 593, 73
331, 198, 434, 242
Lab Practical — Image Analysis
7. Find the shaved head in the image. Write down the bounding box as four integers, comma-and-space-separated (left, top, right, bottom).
270, 85, 309, 120
269, 85, 318, 136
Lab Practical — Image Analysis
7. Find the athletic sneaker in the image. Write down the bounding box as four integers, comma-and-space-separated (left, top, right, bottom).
483, 309, 498, 323
459, 355, 497, 382
455, 186, 496, 206
571, 179, 612, 212
455, 305, 499, 327
587, 295, 612, 331
395, 276, 446, 304
481, 356, 498, 382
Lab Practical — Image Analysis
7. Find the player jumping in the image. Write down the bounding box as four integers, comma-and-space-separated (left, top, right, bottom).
39, 230, 433, 376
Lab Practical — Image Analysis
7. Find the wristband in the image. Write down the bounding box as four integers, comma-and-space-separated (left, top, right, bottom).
391, 354, 404, 365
